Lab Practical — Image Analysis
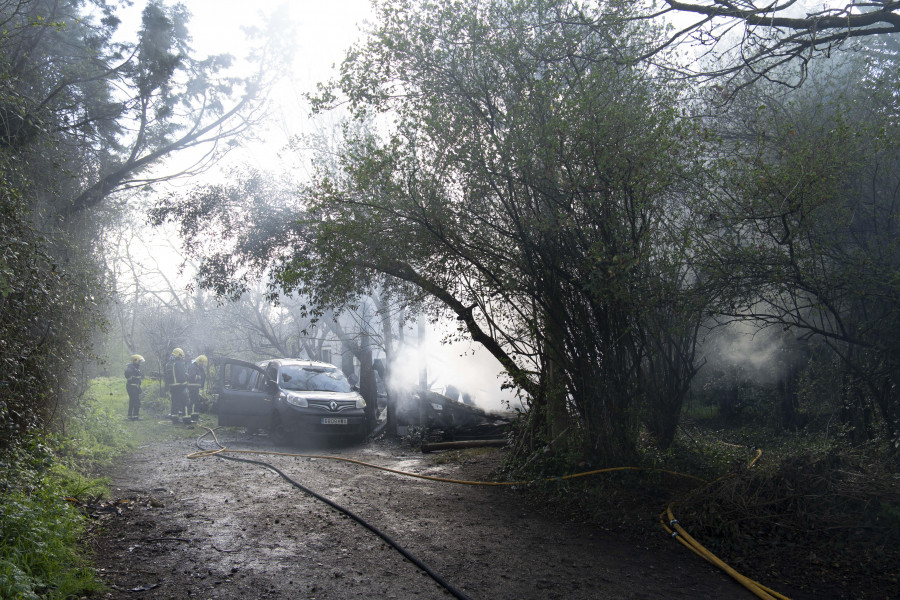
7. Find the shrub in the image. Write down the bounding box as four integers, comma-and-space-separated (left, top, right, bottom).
0, 440, 104, 599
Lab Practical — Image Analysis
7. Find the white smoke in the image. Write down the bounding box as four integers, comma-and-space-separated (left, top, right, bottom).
696, 319, 802, 385
386, 321, 517, 414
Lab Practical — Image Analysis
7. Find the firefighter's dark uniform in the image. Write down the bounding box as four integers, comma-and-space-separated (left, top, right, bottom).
125, 361, 143, 419
165, 351, 189, 419
186, 357, 207, 416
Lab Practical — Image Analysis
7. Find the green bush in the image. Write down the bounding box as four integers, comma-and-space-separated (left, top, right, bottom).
0, 440, 104, 599
0, 374, 194, 599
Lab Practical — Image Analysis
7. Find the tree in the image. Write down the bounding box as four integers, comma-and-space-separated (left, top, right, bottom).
698, 52, 900, 445
0, 0, 285, 219
0, 0, 287, 450
0, 151, 105, 449
156, 0, 707, 464
639, 1, 900, 93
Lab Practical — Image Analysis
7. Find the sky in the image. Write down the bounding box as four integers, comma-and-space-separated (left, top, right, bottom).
167, 0, 375, 173
116, 0, 375, 276
187, 1, 372, 109
145, 0, 374, 85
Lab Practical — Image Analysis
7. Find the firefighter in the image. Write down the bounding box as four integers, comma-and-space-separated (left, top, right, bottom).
125, 354, 144, 420
165, 348, 189, 422
186, 354, 208, 420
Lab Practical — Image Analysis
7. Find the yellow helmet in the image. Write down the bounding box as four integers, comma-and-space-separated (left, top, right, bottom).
195, 355, 208, 366
171, 348, 185, 358
130, 354, 145, 364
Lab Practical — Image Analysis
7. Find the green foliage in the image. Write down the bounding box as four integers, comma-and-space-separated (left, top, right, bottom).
499, 409, 589, 479
0, 439, 104, 600
158, 0, 707, 466
702, 54, 900, 446
147, 0, 899, 473
0, 152, 106, 455
671, 440, 900, 597
0, 374, 222, 599
67, 377, 216, 454
0, 0, 279, 218
0, 0, 281, 452
0, 10, 281, 593
57, 379, 135, 468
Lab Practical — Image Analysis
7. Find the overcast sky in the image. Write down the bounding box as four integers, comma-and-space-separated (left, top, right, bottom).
186, 0, 373, 96
185, 0, 374, 171
116, 1, 374, 289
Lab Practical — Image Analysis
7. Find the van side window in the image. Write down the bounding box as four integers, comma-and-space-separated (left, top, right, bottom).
248, 371, 263, 392
226, 364, 251, 390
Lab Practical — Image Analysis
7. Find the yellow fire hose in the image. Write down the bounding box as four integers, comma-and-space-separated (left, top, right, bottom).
659, 447, 789, 600
190, 430, 789, 599
188, 428, 704, 486
660, 506, 789, 600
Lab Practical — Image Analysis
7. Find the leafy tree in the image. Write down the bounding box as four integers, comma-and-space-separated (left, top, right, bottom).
157, 0, 707, 464
1, 0, 282, 218
699, 52, 900, 445
150, 166, 414, 424
0, 153, 103, 449
0, 0, 285, 449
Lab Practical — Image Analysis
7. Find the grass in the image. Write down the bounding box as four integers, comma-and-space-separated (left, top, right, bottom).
63, 377, 221, 458
0, 377, 220, 599
0, 440, 105, 600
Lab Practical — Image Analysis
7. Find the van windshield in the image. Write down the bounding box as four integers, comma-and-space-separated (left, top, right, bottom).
279, 366, 352, 393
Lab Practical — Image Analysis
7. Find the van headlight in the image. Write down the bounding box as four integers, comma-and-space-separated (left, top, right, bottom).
430, 402, 443, 411
284, 393, 308, 408
355, 396, 366, 409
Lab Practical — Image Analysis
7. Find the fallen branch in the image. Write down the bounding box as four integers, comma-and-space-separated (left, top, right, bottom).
421, 439, 506, 453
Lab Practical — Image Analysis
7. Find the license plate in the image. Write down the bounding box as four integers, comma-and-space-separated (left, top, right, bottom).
321, 418, 348, 425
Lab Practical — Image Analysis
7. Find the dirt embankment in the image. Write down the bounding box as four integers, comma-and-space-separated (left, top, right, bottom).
89, 431, 759, 599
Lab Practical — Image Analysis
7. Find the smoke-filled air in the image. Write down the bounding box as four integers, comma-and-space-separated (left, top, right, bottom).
2, 1, 898, 599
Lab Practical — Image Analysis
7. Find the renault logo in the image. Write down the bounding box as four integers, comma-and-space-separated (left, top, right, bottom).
329, 401, 338, 411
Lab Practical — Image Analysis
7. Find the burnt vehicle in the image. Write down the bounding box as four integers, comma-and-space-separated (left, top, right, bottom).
215, 358, 368, 443
394, 386, 510, 440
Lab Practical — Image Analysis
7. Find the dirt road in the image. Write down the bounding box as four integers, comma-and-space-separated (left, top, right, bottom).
90, 430, 756, 599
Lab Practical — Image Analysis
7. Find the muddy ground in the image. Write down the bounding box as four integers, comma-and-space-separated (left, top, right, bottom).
88, 429, 767, 600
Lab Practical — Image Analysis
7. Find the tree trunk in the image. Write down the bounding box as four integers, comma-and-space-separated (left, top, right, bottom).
841, 372, 875, 443
360, 345, 377, 428
375, 293, 397, 436
778, 363, 802, 430
421, 439, 506, 452
341, 343, 356, 383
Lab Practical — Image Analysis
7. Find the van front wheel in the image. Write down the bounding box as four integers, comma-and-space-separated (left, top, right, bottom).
270, 411, 291, 445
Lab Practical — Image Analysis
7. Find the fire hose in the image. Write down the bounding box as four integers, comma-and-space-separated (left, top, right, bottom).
194, 429, 473, 600
661, 506, 789, 600
191, 430, 789, 600
189, 442, 704, 486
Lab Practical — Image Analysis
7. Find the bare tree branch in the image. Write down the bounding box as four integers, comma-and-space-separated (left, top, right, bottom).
634, 1, 900, 94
